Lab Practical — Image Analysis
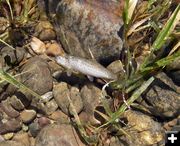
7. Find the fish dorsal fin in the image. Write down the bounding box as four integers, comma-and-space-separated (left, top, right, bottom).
88, 48, 96, 61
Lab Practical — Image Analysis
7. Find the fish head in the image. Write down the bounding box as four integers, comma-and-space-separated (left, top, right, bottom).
55, 55, 71, 69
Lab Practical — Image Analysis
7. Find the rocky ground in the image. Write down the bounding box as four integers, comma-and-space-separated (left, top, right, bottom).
0, 0, 179, 146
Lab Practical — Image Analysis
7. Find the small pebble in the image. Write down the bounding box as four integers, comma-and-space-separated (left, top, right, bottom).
45, 42, 64, 56
41, 92, 53, 102
10, 95, 25, 111
3, 132, 14, 140
22, 124, 29, 132
30, 37, 46, 54
29, 122, 40, 137
20, 57, 53, 101
38, 117, 51, 128
34, 20, 56, 41
45, 99, 58, 115
39, 29, 56, 41
49, 110, 69, 123
20, 110, 37, 124
107, 60, 124, 74
0, 99, 20, 118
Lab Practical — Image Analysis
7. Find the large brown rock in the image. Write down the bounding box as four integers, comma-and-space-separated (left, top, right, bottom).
20, 57, 53, 96
13, 133, 30, 146
142, 72, 180, 118
55, 0, 124, 63
120, 110, 164, 146
166, 59, 180, 85
6, 56, 53, 102
35, 124, 85, 146
0, 141, 25, 146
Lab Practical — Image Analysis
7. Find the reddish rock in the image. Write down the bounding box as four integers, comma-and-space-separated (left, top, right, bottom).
0, 119, 22, 134
0, 100, 19, 118
38, 117, 51, 128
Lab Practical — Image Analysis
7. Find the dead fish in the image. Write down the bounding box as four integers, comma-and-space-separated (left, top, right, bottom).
55, 55, 117, 81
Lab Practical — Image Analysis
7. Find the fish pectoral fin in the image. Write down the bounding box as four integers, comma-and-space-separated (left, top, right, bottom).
87, 75, 94, 82
66, 70, 72, 76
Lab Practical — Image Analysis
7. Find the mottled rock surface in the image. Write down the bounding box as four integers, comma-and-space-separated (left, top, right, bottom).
34, 21, 56, 41
0, 119, 22, 134
0, 141, 25, 146
0, 17, 9, 34
142, 72, 180, 118
29, 122, 41, 137
35, 124, 85, 146
120, 110, 164, 146
55, 0, 124, 63
19, 57, 53, 100
49, 110, 69, 123
20, 110, 37, 124
44, 99, 58, 115
80, 84, 102, 124
10, 95, 25, 111
12, 133, 30, 146
166, 59, 180, 85
53, 82, 83, 115
0, 99, 19, 118
0, 46, 25, 66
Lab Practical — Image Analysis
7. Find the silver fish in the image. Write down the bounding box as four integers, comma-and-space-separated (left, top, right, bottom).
55, 55, 117, 80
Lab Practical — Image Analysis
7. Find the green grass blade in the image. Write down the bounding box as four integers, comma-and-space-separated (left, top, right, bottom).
5, 0, 14, 20
140, 5, 180, 71
100, 82, 114, 117
123, 0, 129, 26
155, 50, 180, 67
67, 95, 98, 145
0, 69, 43, 100
152, 5, 180, 51
148, 0, 157, 9
140, 50, 180, 72
100, 77, 154, 128
123, 0, 138, 25
0, 39, 15, 50
125, 79, 143, 93
110, 75, 143, 90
